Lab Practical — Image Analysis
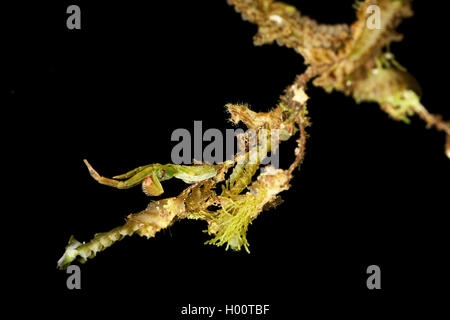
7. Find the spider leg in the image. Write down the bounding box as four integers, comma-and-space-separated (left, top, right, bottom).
112, 164, 153, 180
83, 160, 156, 189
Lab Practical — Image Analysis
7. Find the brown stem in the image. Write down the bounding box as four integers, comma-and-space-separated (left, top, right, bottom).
414, 104, 450, 135
287, 118, 307, 176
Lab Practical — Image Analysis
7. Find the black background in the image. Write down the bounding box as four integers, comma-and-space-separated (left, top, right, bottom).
7, 0, 449, 317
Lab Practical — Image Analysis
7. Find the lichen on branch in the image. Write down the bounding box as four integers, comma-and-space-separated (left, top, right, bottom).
58, 0, 449, 270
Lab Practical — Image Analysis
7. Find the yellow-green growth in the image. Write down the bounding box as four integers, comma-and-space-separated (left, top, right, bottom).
206, 195, 259, 253
207, 167, 290, 252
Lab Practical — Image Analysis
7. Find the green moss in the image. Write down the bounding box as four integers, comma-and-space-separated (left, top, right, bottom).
381, 90, 420, 123
205, 195, 259, 253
